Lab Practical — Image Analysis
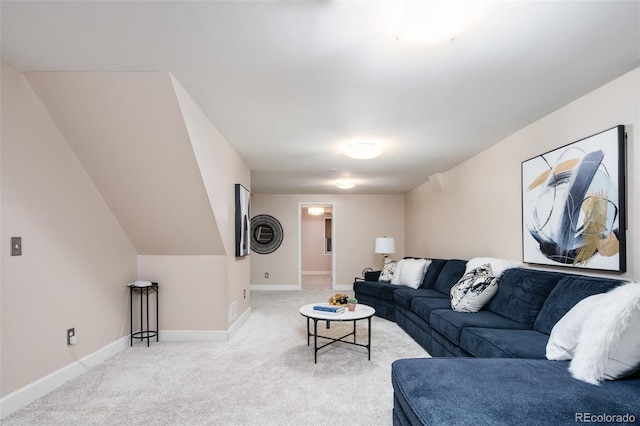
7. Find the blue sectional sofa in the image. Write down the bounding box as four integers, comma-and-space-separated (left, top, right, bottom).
353, 258, 640, 425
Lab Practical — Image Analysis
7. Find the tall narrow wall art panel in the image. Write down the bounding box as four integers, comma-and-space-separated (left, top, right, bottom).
235, 184, 251, 257
521, 126, 626, 272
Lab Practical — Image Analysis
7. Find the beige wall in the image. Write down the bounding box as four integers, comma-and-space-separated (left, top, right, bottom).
1, 63, 138, 396
138, 255, 227, 330
171, 76, 252, 325
251, 194, 404, 288
25, 72, 225, 256
301, 210, 332, 273
406, 68, 639, 280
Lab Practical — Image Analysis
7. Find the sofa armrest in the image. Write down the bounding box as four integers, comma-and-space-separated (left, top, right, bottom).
364, 270, 381, 281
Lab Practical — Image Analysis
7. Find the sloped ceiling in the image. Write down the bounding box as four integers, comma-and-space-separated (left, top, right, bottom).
26, 72, 225, 255
2, 1, 638, 194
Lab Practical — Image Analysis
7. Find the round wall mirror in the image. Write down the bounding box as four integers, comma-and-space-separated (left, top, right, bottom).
250, 215, 284, 254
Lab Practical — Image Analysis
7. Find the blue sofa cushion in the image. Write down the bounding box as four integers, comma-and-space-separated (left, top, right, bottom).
392, 358, 640, 426
429, 309, 528, 345
420, 258, 447, 289
486, 268, 564, 326
432, 259, 467, 295
460, 327, 549, 359
534, 274, 625, 334
353, 280, 397, 301
410, 297, 451, 323
395, 288, 447, 310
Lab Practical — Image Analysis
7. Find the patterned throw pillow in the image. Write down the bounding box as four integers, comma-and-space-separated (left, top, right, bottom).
450, 264, 499, 312
378, 258, 397, 282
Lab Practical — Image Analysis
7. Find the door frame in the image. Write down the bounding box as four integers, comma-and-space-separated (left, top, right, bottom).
298, 202, 336, 290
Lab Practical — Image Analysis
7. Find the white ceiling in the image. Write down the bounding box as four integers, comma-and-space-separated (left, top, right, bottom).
2, 1, 639, 194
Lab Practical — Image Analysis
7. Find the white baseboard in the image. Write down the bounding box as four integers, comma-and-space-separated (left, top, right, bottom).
251, 284, 300, 291
251, 284, 353, 291
1, 309, 254, 419
334, 284, 353, 291
159, 307, 252, 343
0, 336, 128, 419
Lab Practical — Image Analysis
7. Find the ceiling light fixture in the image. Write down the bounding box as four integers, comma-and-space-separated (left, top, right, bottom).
392, 0, 482, 45
336, 179, 356, 189
308, 207, 325, 216
344, 140, 384, 160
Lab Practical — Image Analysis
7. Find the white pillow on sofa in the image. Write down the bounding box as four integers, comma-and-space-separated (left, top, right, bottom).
391, 258, 431, 289
379, 258, 397, 282
465, 257, 523, 278
546, 293, 607, 360
450, 264, 498, 313
568, 282, 640, 385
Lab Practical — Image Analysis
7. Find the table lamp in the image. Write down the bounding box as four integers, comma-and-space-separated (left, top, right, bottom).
375, 237, 395, 266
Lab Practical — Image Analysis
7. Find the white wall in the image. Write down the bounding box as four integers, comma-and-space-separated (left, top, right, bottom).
251, 194, 404, 289
1, 63, 138, 397
406, 68, 639, 280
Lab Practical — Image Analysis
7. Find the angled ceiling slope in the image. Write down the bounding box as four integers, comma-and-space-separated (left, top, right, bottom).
26, 71, 225, 256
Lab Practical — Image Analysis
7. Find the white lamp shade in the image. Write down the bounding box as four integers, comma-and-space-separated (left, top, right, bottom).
375, 237, 395, 254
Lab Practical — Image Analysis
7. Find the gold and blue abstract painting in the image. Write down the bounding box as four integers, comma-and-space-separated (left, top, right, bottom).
522, 126, 626, 272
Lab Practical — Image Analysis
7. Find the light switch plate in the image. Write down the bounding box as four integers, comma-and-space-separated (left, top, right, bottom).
11, 237, 21, 256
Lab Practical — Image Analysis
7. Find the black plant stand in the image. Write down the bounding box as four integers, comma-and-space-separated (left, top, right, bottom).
129, 282, 159, 346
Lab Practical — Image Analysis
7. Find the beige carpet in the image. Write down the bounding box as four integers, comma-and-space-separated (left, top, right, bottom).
3, 289, 429, 425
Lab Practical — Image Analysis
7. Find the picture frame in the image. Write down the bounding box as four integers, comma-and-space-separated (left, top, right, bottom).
235, 184, 251, 257
521, 125, 626, 272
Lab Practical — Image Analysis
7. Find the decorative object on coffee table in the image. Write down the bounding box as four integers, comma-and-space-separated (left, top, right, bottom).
347, 297, 358, 311
329, 293, 349, 306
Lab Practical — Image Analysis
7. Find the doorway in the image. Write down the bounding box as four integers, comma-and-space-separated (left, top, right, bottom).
299, 203, 335, 290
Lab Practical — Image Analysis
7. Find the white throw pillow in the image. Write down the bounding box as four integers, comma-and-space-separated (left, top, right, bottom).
450, 264, 499, 313
546, 293, 607, 360
568, 282, 640, 385
465, 257, 523, 278
379, 258, 397, 282
393, 258, 431, 289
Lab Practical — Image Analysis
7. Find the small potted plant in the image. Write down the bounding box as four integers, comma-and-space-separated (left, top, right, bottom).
347, 297, 358, 311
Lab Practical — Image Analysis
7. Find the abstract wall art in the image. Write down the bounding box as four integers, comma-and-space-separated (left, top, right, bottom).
235, 184, 251, 257
521, 126, 626, 272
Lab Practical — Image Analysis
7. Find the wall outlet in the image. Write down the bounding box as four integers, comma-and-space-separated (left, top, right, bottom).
67, 328, 75, 345
264, 272, 269, 278
11, 237, 22, 256
243, 289, 246, 299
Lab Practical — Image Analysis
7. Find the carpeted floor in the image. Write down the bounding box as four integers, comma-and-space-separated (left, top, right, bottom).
3, 289, 429, 425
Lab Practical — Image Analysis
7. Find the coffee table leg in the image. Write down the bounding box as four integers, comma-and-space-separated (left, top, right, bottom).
313, 319, 318, 364
353, 320, 357, 343
306, 317, 310, 346
367, 316, 372, 360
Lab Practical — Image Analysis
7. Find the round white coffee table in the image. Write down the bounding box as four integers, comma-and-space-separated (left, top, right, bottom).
299, 303, 376, 363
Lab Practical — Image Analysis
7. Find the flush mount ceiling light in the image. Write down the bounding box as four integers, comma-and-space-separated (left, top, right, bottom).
336, 179, 356, 189
308, 207, 325, 216
344, 140, 384, 160
392, 0, 483, 45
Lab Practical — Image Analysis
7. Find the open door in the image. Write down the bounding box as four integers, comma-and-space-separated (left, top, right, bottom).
299, 203, 335, 290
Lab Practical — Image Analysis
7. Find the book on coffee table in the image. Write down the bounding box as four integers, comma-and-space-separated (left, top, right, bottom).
313, 305, 345, 314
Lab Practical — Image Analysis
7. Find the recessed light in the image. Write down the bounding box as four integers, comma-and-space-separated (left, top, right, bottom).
336, 179, 356, 189
344, 140, 384, 160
